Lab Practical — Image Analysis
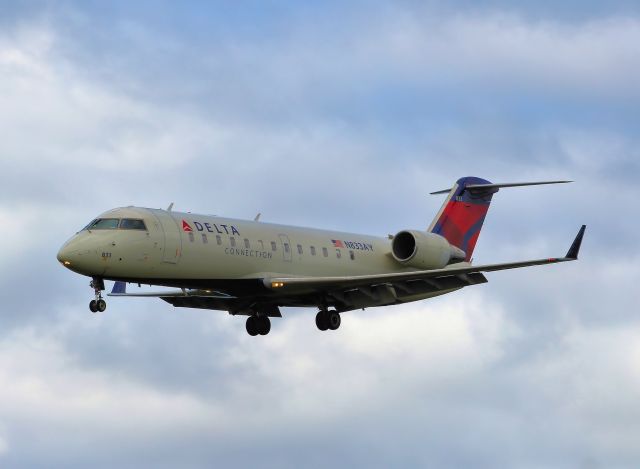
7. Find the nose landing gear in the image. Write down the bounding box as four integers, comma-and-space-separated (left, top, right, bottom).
89, 298, 106, 313
89, 278, 106, 313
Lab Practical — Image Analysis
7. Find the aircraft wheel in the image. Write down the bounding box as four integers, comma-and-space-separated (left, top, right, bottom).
246, 316, 259, 336
89, 300, 98, 313
328, 311, 341, 330
258, 316, 271, 335
97, 299, 107, 312
315, 311, 329, 331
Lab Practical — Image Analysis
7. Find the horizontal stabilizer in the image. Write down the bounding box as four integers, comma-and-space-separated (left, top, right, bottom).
430, 180, 572, 195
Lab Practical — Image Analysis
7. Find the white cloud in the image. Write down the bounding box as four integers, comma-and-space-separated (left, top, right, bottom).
409, 15, 640, 93
310, 12, 640, 97
0, 329, 216, 438
180, 10, 640, 107
0, 25, 229, 173
1, 291, 640, 466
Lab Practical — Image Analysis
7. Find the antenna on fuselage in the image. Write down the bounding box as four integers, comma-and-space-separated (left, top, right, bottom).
254, 212, 261, 222
166, 202, 174, 212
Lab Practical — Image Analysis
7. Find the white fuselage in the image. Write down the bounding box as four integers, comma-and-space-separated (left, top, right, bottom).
58, 207, 435, 282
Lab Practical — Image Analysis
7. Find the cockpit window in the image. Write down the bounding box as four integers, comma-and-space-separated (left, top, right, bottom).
81, 219, 97, 231
82, 217, 147, 231
88, 218, 120, 230
120, 219, 147, 230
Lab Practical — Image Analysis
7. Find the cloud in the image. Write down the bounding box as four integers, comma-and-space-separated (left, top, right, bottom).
0, 434, 7, 456
1, 293, 640, 467
378, 13, 640, 93
0, 25, 222, 173
0, 2, 638, 468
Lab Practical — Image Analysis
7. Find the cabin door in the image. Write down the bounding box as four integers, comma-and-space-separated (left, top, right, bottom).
151, 209, 182, 264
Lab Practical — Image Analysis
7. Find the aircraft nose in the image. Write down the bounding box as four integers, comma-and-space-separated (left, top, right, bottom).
57, 235, 100, 275
57, 244, 72, 265
57, 241, 78, 268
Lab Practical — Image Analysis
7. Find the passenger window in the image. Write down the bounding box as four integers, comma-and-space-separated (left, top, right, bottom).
297, 244, 303, 255
89, 218, 119, 230
322, 247, 328, 257
120, 219, 147, 230
336, 249, 341, 259
310, 246, 316, 256
244, 238, 250, 249
271, 241, 277, 251
188, 232, 194, 243
284, 243, 290, 253
349, 250, 355, 260
216, 235, 222, 245
202, 234, 208, 244
230, 237, 236, 247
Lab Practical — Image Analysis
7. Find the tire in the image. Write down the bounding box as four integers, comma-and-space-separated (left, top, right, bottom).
328, 311, 341, 330
258, 316, 271, 335
315, 311, 329, 331
89, 300, 98, 313
97, 299, 107, 312
246, 316, 259, 336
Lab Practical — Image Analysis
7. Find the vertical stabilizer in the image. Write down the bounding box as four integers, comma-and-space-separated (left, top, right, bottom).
428, 177, 495, 261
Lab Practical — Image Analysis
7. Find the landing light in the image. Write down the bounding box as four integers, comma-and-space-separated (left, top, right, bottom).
63, 261, 71, 266
271, 282, 285, 288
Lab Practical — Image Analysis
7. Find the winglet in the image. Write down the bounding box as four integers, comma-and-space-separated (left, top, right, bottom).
111, 281, 127, 294
565, 225, 586, 260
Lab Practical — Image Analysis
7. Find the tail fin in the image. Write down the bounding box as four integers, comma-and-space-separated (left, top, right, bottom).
428, 177, 572, 262
428, 177, 494, 261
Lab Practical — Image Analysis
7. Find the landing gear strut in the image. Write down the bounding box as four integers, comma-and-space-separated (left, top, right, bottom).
316, 310, 341, 331
89, 277, 106, 313
246, 315, 271, 336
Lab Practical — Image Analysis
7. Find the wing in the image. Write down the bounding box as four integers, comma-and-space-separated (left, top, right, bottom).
264, 225, 586, 308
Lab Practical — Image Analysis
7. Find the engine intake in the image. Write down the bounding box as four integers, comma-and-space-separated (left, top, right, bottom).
391, 230, 466, 269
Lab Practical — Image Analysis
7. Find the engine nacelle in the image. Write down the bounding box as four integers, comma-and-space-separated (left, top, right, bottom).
391, 230, 466, 269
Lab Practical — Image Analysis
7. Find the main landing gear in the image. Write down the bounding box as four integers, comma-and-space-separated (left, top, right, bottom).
315, 310, 341, 332
246, 315, 271, 336
89, 277, 106, 313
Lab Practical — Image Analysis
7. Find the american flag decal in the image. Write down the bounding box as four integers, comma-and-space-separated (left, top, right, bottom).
331, 239, 344, 248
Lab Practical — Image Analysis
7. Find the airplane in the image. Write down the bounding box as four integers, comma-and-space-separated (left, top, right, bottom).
56, 176, 585, 336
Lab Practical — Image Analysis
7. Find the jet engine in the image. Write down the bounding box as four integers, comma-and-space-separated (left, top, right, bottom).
391, 230, 466, 269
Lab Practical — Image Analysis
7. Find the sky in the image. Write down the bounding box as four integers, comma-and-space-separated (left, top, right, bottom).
1, 1, 639, 467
